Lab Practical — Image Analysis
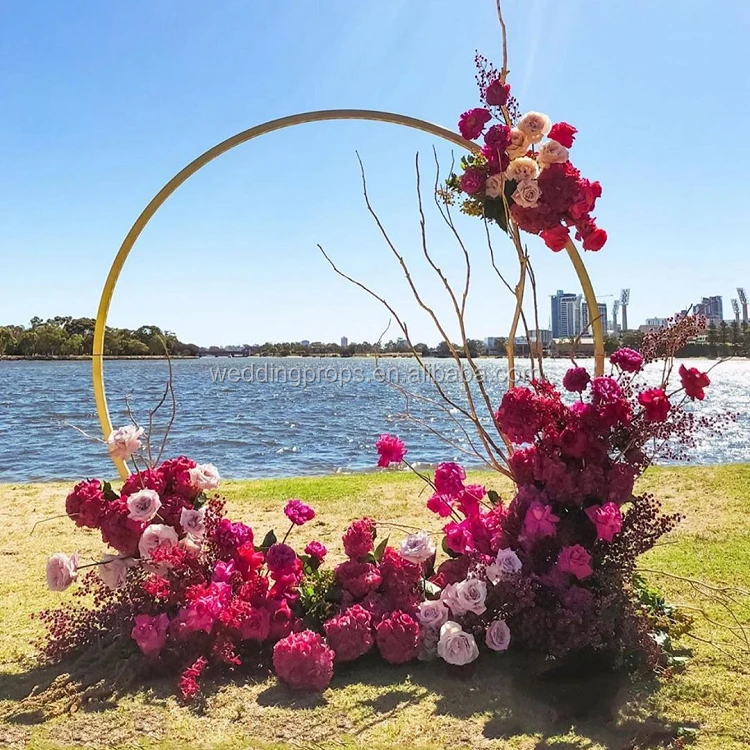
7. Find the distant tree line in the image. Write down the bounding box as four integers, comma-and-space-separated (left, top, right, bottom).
0, 317, 200, 357
240, 338, 488, 358
615, 321, 750, 358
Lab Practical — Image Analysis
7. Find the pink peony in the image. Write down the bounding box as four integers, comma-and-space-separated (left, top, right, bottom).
131, 612, 169, 657
562, 366, 590, 393
484, 123, 511, 151
610, 347, 643, 373
434, 462, 466, 497
272, 630, 335, 691
284, 499, 315, 526
522, 502, 559, 540
46, 552, 78, 591
458, 107, 492, 140
342, 518, 375, 559
557, 544, 593, 580
304, 541, 327, 562
324, 604, 374, 662
460, 167, 485, 196
585, 502, 623, 542
65, 479, 107, 529
239, 606, 271, 642
638, 388, 671, 422
679, 364, 711, 401
375, 434, 407, 467
266, 543, 297, 575
375, 610, 420, 664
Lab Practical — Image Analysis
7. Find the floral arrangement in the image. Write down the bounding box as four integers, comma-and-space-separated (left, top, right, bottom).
441, 54, 607, 253
43, 320, 722, 698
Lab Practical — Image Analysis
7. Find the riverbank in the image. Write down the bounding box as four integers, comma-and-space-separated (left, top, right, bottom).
1, 465, 748, 750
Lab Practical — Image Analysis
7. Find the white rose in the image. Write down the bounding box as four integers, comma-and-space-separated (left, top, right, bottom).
512, 179, 541, 209
106, 425, 144, 461
485, 563, 504, 585
399, 531, 436, 564
506, 156, 539, 183
98, 554, 136, 590
517, 111, 552, 144
417, 599, 450, 630
418, 626, 440, 662
179, 535, 202, 558
537, 139, 569, 168
189, 463, 221, 491
180, 507, 206, 538
486, 619, 512, 652
507, 128, 530, 159
484, 174, 504, 199
47, 552, 78, 591
440, 582, 463, 616
138, 524, 178, 560
126, 489, 162, 522
495, 548, 523, 577
437, 621, 480, 666
454, 578, 487, 615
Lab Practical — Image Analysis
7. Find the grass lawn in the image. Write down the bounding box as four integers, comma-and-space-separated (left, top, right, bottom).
0, 465, 748, 750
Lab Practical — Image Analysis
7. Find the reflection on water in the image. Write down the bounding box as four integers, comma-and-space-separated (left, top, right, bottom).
0, 357, 746, 482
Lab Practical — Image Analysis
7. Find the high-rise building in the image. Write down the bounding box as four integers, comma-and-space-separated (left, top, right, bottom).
485, 336, 506, 354
581, 301, 608, 334
694, 296, 723, 323
340, 336, 349, 348
551, 290, 582, 338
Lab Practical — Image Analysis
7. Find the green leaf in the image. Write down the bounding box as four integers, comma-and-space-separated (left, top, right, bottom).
192, 491, 207, 510
442, 537, 459, 559
260, 529, 277, 551
487, 489, 501, 506
424, 580, 442, 598
374, 535, 390, 562
102, 481, 119, 501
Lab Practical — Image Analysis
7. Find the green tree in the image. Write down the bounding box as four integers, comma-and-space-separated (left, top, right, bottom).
707, 321, 718, 358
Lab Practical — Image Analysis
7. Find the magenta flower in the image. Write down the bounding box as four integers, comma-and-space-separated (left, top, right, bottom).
562, 366, 590, 393
610, 347, 643, 373
458, 107, 492, 140
434, 462, 466, 497
585, 502, 623, 542
557, 545, 593, 580
375, 434, 407, 468
284, 499, 315, 526
522, 502, 559, 540
304, 540, 327, 562
426, 493, 454, 517
131, 612, 169, 657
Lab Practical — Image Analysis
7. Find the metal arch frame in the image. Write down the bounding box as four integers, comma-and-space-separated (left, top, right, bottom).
92, 108, 604, 478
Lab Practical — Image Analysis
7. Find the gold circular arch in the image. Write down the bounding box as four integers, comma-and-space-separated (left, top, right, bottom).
93, 109, 604, 478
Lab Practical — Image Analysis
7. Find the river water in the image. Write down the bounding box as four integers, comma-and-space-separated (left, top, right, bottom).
0, 357, 746, 482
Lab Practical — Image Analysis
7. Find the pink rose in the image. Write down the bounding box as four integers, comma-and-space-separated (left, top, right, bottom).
98, 554, 136, 590
138, 524, 178, 560
557, 545, 593, 580
180, 507, 206, 538
46, 552, 78, 591
106, 425, 144, 461
126, 489, 162, 522
486, 619, 511, 651
188, 463, 220, 491
131, 612, 169, 657
416, 599, 450, 630
585, 502, 623, 542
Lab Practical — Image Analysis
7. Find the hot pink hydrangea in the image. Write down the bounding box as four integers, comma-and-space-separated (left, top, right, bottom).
65, 479, 107, 529
323, 604, 374, 662
585, 502, 623, 542
557, 544, 593, 580
342, 518, 375, 559
272, 630, 335, 691
121, 468, 167, 497
284, 499, 315, 526
375, 610, 420, 664
100, 499, 146, 556
494, 388, 541, 444
375, 434, 407, 467
159, 456, 198, 499
335, 560, 382, 599
610, 347, 643, 373
433, 462, 466, 497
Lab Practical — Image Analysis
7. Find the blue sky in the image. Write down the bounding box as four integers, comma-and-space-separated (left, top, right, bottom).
1, 0, 749, 346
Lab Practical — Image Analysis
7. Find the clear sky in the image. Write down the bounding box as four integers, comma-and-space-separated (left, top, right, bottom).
1, 0, 749, 347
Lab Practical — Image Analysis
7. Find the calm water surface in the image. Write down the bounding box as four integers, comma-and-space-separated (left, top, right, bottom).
0, 357, 747, 483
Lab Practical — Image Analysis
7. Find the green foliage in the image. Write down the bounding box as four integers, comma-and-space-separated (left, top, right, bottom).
298, 569, 338, 625
0, 317, 199, 358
